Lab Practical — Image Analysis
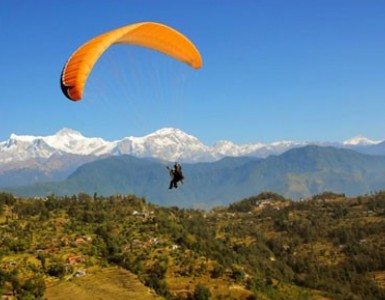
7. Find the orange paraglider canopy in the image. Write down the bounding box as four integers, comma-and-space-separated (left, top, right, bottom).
61, 22, 202, 101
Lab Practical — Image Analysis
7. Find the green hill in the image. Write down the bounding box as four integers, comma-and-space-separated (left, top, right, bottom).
5, 146, 385, 208
0, 191, 385, 299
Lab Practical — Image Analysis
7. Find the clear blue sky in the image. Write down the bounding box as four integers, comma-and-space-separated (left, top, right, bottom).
1, 0, 384, 145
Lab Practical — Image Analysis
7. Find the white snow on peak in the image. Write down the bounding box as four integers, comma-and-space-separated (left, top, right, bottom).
150, 127, 187, 136
55, 128, 83, 137
1, 128, 384, 165
24, 129, 112, 156
9, 133, 38, 143
113, 127, 211, 162
271, 140, 299, 146
143, 128, 202, 145
213, 140, 265, 157
0, 129, 113, 163
343, 135, 381, 146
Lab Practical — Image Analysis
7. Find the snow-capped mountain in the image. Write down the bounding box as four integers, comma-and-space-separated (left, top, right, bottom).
343, 135, 382, 146
1, 128, 384, 166
213, 140, 264, 157
0, 128, 113, 163
112, 128, 214, 162
0, 127, 384, 188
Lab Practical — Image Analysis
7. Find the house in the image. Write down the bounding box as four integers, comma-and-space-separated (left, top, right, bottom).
66, 255, 85, 265
75, 237, 86, 244
171, 244, 180, 250
74, 269, 86, 277
148, 237, 159, 246
1, 261, 17, 271
60, 237, 71, 246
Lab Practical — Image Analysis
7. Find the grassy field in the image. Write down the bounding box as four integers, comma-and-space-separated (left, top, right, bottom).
45, 266, 162, 300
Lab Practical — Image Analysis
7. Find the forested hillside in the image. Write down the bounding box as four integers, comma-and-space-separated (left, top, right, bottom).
0, 191, 385, 299
7, 146, 385, 208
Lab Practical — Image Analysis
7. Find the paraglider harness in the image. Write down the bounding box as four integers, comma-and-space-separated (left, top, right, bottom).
167, 163, 184, 189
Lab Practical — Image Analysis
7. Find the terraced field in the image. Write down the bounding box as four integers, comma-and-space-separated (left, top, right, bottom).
45, 267, 162, 300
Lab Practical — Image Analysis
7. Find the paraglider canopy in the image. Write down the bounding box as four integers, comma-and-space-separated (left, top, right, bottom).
61, 22, 202, 101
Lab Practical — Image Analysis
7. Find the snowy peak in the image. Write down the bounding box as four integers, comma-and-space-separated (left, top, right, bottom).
0, 129, 111, 164
8, 133, 37, 143
144, 128, 202, 144
343, 135, 381, 146
55, 128, 83, 137
44, 129, 112, 156
148, 127, 190, 137
0, 128, 384, 166
114, 127, 212, 162
213, 140, 264, 157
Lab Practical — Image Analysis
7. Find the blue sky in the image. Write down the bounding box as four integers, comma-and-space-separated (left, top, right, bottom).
0, 0, 384, 145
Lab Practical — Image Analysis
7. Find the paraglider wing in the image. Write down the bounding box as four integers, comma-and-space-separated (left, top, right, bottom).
61, 22, 202, 101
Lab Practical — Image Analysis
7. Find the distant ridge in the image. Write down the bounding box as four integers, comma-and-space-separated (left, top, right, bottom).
5, 145, 385, 208
1, 128, 383, 164
1, 128, 384, 190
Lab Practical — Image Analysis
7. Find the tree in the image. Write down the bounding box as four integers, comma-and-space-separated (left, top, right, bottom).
0, 192, 15, 206
145, 275, 170, 298
21, 275, 46, 299
47, 262, 67, 278
37, 253, 46, 270
192, 284, 211, 300
211, 263, 224, 278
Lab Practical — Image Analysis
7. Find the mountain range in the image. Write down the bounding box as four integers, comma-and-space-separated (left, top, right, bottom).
1, 128, 385, 207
